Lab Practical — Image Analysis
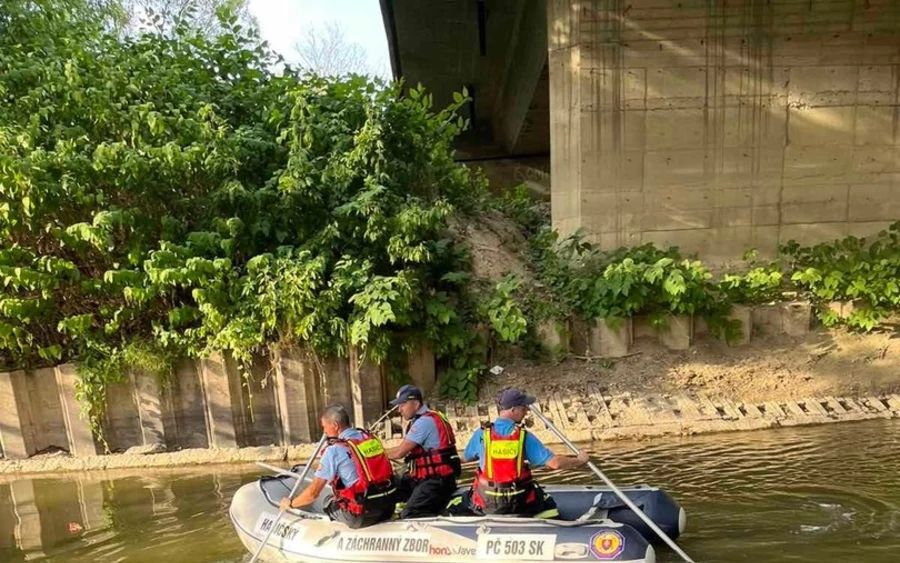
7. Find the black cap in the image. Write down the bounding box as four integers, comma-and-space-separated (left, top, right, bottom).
389, 384, 424, 407
497, 388, 536, 410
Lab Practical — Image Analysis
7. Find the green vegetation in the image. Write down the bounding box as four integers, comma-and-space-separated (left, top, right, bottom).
0, 0, 492, 436
495, 182, 900, 345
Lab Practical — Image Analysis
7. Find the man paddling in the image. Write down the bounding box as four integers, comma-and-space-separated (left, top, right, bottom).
384, 384, 461, 518
279, 404, 397, 528
457, 387, 589, 518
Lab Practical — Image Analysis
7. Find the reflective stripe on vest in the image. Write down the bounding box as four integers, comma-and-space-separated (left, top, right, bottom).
471, 424, 537, 512
482, 425, 528, 482
330, 430, 395, 515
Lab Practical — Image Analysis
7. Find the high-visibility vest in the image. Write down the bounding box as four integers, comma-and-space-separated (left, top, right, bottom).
404, 410, 461, 480
330, 429, 396, 515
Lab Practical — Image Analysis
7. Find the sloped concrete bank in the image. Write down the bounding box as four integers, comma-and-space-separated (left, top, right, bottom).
3, 390, 898, 477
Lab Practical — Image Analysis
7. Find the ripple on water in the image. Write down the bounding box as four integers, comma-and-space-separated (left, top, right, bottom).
2, 420, 900, 563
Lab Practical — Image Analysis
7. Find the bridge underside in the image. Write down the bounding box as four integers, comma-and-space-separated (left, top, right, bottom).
382, 0, 900, 260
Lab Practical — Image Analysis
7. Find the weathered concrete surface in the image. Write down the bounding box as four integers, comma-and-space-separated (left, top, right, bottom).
0, 371, 28, 459
319, 355, 352, 410
272, 346, 319, 445
547, 0, 900, 261
167, 360, 208, 450
658, 315, 693, 351
226, 353, 281, 448
587, 319, 633, 358
198, 353, 238, 449
349, 346, 386, 428
408, 344, 437, 395
427, 391, 900, 444
132, 370, 167, 448
24, 368, 68, 453
55, 365, 96, 457
103, 376, 141, 452
781, 301, 812, 337
728, 305, 753, 346
0, 445, 294, 477
3, 389, 900, 476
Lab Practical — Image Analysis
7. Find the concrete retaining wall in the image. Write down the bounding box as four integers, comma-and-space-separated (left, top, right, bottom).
0, 301, 863, 462
546, 301, 814, 359
0, 344, 437, 460
423, 392, 900, 445
3, 390, 899, 476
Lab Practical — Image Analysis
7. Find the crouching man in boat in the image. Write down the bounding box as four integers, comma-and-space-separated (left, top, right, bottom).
384, 384, 462, 518
279, 404, 397, 529
455, 387, 589, 518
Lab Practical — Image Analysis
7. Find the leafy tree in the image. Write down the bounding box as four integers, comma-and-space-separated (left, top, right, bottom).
0, 0, 488, 438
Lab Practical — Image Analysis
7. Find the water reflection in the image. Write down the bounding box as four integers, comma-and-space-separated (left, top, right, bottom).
0, 470, 255, 563
1, 419, 899, 562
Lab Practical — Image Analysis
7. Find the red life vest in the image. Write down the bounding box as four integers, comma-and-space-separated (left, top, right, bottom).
471, 423, 538, 512
405, 410, 462, 480
329, 429, 396, 516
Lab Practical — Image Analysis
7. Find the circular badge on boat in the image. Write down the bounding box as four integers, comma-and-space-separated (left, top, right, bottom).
590, 530, 625, 560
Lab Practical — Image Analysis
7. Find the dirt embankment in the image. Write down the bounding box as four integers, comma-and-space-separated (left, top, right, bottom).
454, 212, 900, 405
480, 328, 900, 405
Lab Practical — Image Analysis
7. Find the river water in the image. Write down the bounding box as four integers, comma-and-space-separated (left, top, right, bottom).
1, 419, 898, 563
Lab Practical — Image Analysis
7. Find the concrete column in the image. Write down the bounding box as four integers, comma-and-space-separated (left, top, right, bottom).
55, 365, 96, 456
546, 0, 900, 261
198, 353, 238, 449
0, 371, 29, 459
408, 344, 436, 394
272, 346, 318, 444
132, 370, 166, 447
10, 480, 44, 559
349, 346, 385, 428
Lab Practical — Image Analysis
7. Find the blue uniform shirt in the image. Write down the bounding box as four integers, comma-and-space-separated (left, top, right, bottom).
315, 428, 365, 486
405, 405, 442, 450
463, 418, 554, 471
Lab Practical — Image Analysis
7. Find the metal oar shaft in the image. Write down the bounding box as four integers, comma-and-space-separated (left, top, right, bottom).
247, 434, 328, 563
528, 405, 695, 563
247, 407, 397, 563
256, 406, 399, 481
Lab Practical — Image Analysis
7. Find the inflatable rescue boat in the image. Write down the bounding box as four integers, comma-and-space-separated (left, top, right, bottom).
229, 472, 687, 563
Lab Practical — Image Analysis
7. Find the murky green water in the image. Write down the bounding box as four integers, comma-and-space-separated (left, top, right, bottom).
2, 419, 899, 562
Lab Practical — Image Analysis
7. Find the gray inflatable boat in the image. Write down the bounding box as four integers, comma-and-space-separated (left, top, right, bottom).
229, 472, 687, 563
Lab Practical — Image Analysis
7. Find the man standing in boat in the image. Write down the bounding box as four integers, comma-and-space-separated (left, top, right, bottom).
384, 384, 462, 518
456, 387, 589, 518
279, 404, 397, 528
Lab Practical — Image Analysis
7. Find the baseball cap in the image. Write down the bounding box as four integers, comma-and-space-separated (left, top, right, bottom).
498, 388, 536, 410
389, 384, 424, 407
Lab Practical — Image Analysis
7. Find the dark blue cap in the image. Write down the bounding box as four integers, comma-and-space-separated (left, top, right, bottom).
498, 388, 536, 410
389, 384, 424, 406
